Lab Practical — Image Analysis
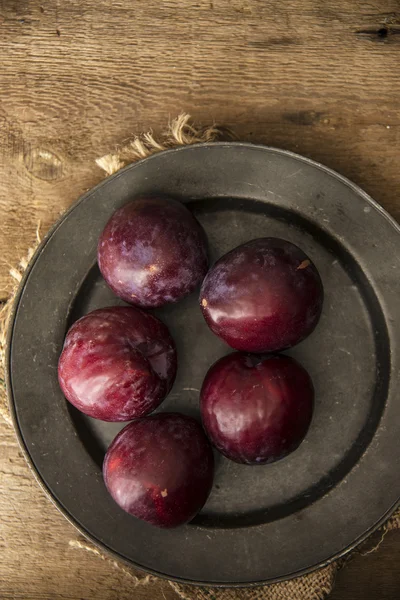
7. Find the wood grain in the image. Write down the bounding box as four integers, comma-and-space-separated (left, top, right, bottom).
1, 0, 400, 598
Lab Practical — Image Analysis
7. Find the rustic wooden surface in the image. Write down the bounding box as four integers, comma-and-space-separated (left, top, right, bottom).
1, 0, 400, 598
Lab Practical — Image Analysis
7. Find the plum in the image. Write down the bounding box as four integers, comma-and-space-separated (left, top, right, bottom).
98, 196, 208, 308
200, 238, 323, 353
200, 352, 314, 465
58, 306, 177, 421
103, 413, 214, 528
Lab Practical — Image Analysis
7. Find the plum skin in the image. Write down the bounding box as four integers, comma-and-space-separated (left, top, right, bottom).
103, 413, 215, 528
98, 196, 209, 308
200, 353, 314, 465
199, 237, 324, 353
58, 306, 177, 422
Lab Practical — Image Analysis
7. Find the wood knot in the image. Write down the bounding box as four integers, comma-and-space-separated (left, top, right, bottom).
355, 24, 400, 41
24, 148, 63, 181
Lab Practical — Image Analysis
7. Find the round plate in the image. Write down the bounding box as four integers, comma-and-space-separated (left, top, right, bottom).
7, 143, 400, 586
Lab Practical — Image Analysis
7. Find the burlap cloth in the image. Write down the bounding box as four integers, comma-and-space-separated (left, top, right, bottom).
1, 114, 399, 600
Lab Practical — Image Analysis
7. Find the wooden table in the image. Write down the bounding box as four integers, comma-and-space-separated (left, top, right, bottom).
1, 1, 399, 598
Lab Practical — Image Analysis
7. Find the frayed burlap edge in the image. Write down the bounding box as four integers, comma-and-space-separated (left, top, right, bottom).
95, 112, 235, 176
1, 113, 399, 600
0, 225, 41, 426
68, 538, 156, 588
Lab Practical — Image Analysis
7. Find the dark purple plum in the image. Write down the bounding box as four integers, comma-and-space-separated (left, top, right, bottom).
200, 238, 323, 353
98, 196, 208, 308
200, 353, 314, 465
103, 413, 214, 528
58, 306, 177, 421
